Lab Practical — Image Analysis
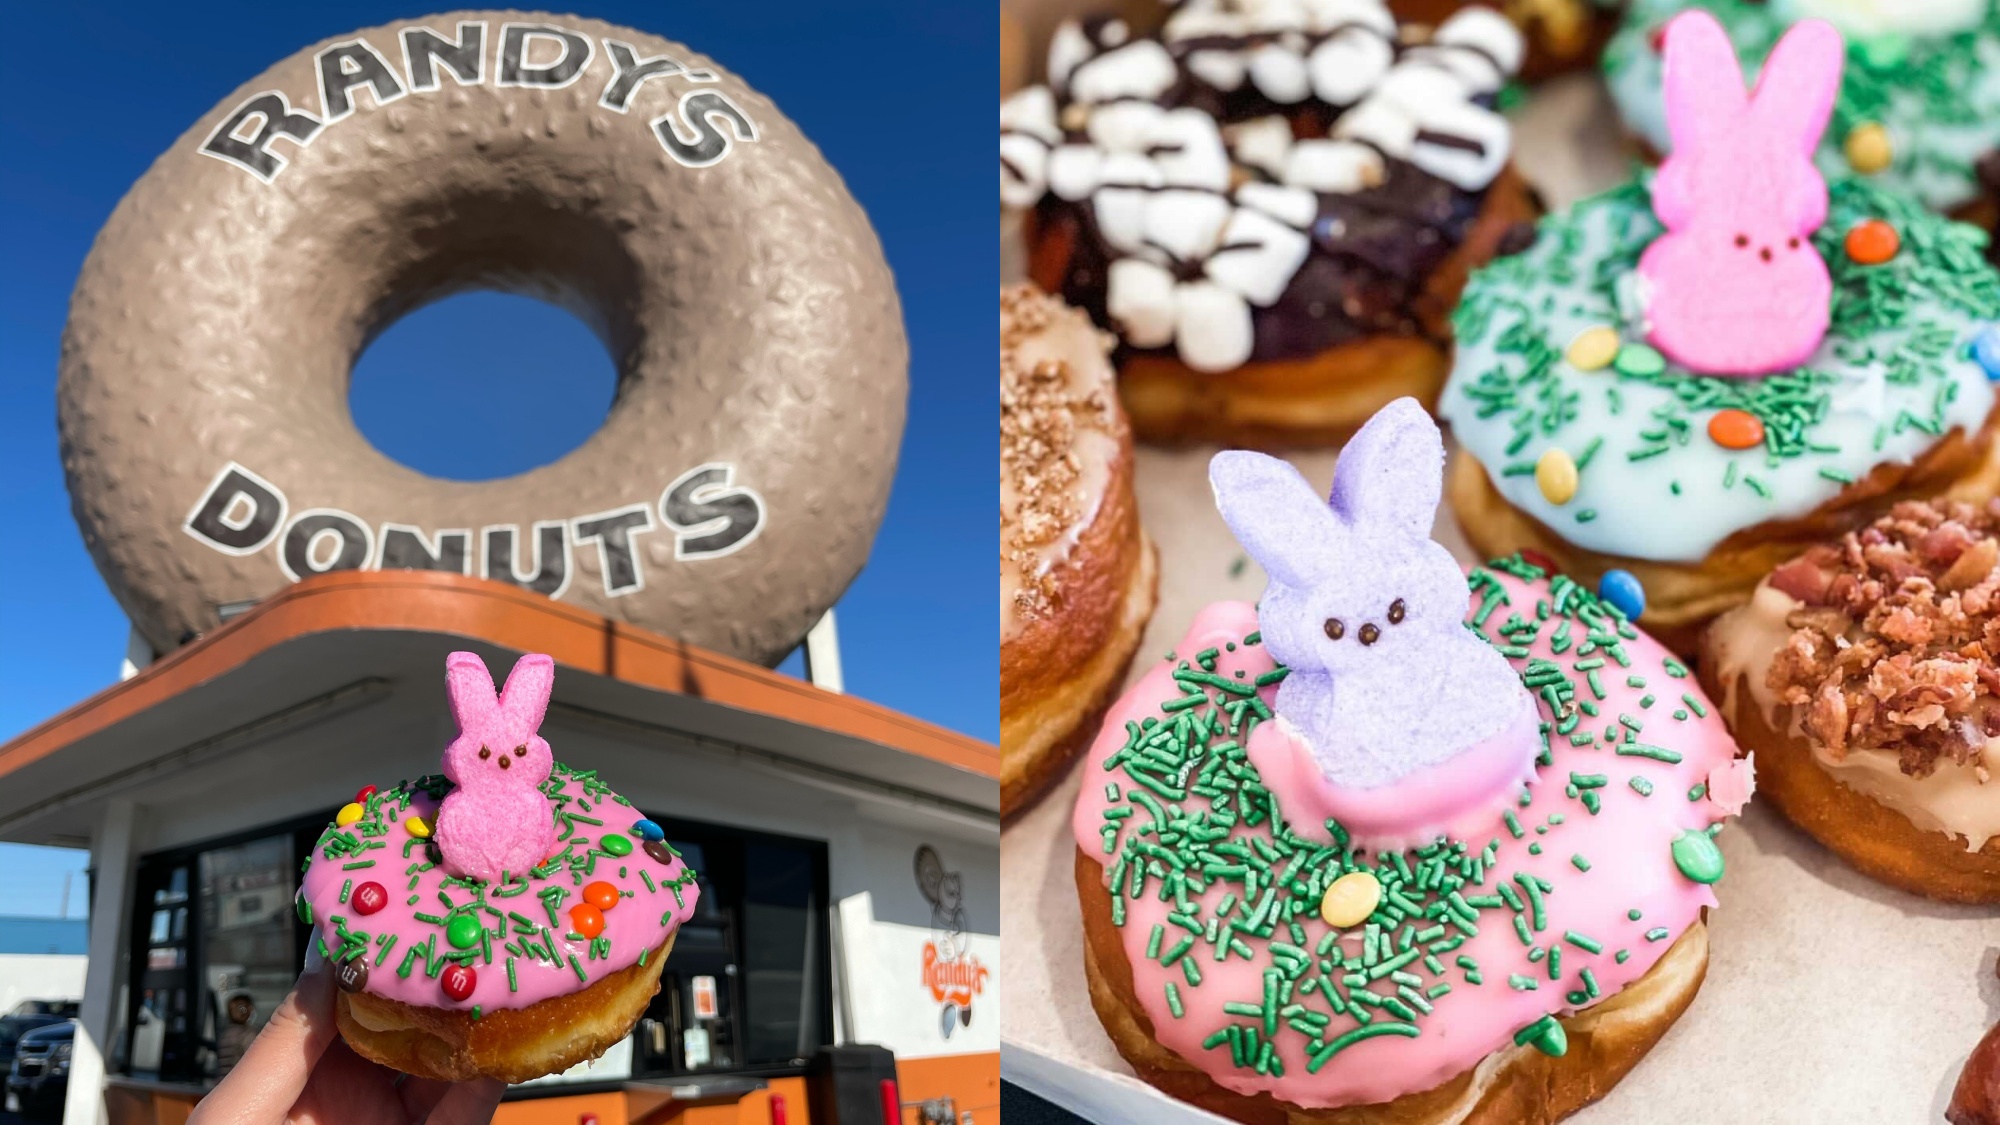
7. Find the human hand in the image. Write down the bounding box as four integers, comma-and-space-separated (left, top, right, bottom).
187, 946, 506, 1125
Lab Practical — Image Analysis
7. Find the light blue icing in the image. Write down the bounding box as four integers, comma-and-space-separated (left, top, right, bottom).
1602, 0, 2000, 213
1440, 178, 2000, 564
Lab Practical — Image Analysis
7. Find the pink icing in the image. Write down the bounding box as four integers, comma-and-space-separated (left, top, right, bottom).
1072, 568, 1741, 1109
1640, 12, 1844, 376
1250, 699, 1542, 854
437, 653, 560, 884
299, 653, 698, 1015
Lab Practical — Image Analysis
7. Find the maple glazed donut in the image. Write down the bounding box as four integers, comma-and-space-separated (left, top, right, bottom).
998, 1, 1539, 446
1001, 285, 1157, 816
58, 11, 905, 666
298, 651, 698, 1082
1073, 400, 1750, 1124
1701, 500, 2000, 903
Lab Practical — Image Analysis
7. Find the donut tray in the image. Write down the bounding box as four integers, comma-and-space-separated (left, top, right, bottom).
1000, 75, 2000, 1125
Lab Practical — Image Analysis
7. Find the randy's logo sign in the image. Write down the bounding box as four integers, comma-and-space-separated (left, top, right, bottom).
183, 460, 764, 600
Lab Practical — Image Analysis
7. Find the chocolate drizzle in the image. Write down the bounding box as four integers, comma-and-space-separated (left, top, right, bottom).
1023, 12, 1507, 366
1037, 155, 1482, 362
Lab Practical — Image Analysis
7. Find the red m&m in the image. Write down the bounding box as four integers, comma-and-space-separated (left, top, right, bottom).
350, 882, 388, 916
440, 963, 476, 1002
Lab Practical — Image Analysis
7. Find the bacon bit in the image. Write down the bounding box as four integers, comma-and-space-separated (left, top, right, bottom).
1764, 499, 2000, 778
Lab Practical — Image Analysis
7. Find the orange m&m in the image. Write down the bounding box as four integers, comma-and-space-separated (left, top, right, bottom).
570, 903, 605, 939
582, 881, 620, 912
1707, 409, 1765, 450
1844, 220, 1899, 265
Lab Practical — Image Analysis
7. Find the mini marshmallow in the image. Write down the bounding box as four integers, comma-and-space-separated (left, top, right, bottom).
1047, 143, 1104, 201
1249, 42, 1313, 104
1000, 134, 1050, 209
1236, 181, 1318, 229
1434, 6, 1526, 80
1284, 138, 1385, 193
1334, 97, 1417, 159
1069, 39, 1178, 104
1107, 257, 1179, 348
1406, 100, 1511, 189
1309, 25, 1395, 105
1174, 280, 1257, 372
1226, 116, 1296, 178
1153, 109, 1232, 190
1087, 99, 1167, 153
1143, 188, 1234, 266
1206, 206, 1312, 307
1047, 21, 1095, 92
1301, 0, 1396, 36
1092, 153, 1166, 253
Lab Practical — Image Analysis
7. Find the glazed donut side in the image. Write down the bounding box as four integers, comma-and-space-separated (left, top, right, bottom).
59, 11, 906, 665
1077, 851, 1711, 1125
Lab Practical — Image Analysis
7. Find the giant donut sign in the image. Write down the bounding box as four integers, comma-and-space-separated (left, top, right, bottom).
59, 11, 907, 666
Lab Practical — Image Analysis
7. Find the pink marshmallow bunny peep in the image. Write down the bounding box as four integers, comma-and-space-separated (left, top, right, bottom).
434, 651, 559, 883
1209, 399, 1543, 848
1640, 12, 1845, 376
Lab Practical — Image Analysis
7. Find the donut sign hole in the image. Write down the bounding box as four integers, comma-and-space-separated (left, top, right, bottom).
350, 291, 617, 482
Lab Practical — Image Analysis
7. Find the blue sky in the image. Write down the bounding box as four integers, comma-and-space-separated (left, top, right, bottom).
0, 2, 993, 915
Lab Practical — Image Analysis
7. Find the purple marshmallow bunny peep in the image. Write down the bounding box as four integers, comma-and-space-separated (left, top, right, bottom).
1640, 11, 1845, 376
434, 651, 559, 883
1211, 399, 1541, 847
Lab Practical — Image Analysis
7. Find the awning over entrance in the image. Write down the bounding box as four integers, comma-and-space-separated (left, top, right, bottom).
0, 569, 998, 846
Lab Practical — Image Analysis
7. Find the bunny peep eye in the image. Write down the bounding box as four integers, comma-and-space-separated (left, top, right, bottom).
1324, 618, 1345, 641
1387, 598, 1406, 625
1359, 623, 1380, 646
477, 747, 491, 760
1759, 247, 1772, 262
1788, 238, 1800, 250
1734, 234, 1748, 248
513, 745, 527, 757
499, 755, 512, 770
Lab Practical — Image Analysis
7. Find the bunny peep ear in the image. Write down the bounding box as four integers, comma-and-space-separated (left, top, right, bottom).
444, 651, 501, 732
1748, 18, 1843, 154
497, 653, 555, 737
1328, 397, 1443, 541
1661, 10, 1748, 156
1209, 450, 1337, 589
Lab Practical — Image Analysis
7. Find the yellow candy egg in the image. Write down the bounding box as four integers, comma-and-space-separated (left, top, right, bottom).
404, 815, 432, 838
1319, 871, 1382, 929
1565, 326, 1620, 372
1536, 448, 1579, 506
335, 802, 363, 827
1844, 122, 1892, 175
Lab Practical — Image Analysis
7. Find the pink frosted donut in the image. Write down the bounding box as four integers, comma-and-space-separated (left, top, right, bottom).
296, 653, 698, 1082
1072, 555, 1749, 1119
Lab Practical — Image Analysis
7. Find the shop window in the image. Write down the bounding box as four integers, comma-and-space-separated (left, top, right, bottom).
630, 818, 831, 1078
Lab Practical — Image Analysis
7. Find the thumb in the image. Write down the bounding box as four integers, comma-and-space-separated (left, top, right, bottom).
189, 944, 340, 1125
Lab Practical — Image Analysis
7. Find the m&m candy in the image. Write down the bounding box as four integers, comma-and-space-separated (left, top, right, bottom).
600, 833, 633, 857
446, 913, 483, 950
583, 881, 620, 912
440, 963, 476, 1002
335, 803, 364, 827
632, 819, 664, 842
1598, 569, 1646, 620
350, 882, 387, 916
570, 904, 605, 939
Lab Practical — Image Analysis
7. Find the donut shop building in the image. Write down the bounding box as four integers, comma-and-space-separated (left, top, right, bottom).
0, 572, 1000, 1125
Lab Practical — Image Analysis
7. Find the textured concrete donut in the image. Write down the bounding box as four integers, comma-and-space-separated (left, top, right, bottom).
59, 11, 906, 665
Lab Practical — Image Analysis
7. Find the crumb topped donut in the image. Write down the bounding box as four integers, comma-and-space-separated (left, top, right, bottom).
1702, 499, 2000, 901
999, 1, 1539, 445
298, 652, 698, 1082
1002, 285, 1157, 815
1073, 401, 1747, 1123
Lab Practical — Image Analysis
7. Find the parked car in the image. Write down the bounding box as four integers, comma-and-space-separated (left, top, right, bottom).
0, 1011, 70, 1080
6, 1020, 74, 1122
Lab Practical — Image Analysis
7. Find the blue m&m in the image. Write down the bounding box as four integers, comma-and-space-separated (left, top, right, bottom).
1973, 325, 2000, 382
1597, 569, 1646, 621
632, 818, 664, 842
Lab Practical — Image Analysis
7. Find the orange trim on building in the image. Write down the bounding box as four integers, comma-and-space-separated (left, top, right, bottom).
895, 1053, 1000, 1124
0, 570, 996, 784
